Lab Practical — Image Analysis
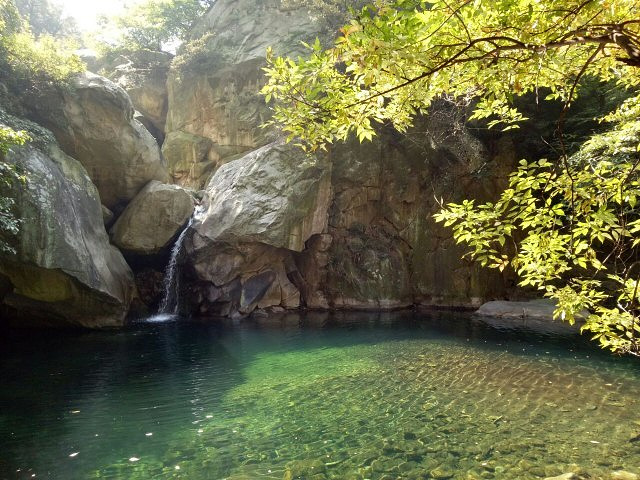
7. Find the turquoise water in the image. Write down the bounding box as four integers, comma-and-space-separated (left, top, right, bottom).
0, 311, 639, 480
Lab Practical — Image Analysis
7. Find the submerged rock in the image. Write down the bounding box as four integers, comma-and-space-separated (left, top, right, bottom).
110, 180, 195, 254
26, 71, 168, 209
0, 143, 135, 327
611, 471, 639, 480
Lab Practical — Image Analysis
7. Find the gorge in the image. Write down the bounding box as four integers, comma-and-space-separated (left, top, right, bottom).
1, 0, 639, 479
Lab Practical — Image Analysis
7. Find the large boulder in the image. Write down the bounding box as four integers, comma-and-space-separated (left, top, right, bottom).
0, 142, 135, 327
110, 180, 196, 254
183, 141, 331, 316
26, 71, 168, 209
195, 141, 331, 252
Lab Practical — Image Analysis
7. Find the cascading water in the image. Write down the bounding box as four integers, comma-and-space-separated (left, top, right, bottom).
150, 205, 203, 321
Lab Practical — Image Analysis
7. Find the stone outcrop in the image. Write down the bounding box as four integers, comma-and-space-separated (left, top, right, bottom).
183, 141, 331, 316
474, 299, 585, 335
195, 141, 331, 251
0, 143, 135, 327
26, 71, 168, 209
104, 50, 173, 142
110, 180, 196, 254
163, 0, 329, 188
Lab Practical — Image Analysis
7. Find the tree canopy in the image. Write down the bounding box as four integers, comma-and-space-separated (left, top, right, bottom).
262, 0, 639, 148
262, 0, 640, 355
98, 0, 214, 53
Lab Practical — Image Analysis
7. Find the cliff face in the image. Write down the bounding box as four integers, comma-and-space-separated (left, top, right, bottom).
0, 0, 517, 326
154, 0, 517, 317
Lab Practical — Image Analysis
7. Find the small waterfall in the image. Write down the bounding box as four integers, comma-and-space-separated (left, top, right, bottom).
156, 206, 202, 317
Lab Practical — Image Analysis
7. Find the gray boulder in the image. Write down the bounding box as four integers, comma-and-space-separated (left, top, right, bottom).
475, 299, 585, 335
110, 180, 196, 254
0, 143, 135, 327
27, 71, 168, 208
194, 140, 331, 252
183, 141, 330, 316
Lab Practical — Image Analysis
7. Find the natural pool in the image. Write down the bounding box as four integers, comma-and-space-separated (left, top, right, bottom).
0, 311, 639, 480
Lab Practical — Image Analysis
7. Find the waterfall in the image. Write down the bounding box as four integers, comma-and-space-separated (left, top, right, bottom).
156, 206, 202, 317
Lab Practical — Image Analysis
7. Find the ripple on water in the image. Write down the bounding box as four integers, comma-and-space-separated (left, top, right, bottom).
0, 313, 639, 480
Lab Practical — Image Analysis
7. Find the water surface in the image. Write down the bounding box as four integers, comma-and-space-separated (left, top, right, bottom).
1, 311, 639, 479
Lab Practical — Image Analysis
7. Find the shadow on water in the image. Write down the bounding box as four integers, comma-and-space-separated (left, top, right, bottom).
0, 320, 243, 479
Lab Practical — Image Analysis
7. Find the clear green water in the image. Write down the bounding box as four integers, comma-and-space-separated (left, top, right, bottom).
1, 311, 639, 480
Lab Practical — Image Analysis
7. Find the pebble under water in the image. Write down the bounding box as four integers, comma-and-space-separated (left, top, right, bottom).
0, 311, 639, 480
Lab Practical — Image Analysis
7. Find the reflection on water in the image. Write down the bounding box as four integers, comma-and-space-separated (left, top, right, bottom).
0, 311, 638, 479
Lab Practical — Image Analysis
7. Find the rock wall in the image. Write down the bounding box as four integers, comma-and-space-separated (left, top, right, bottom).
159, 0, 518, 318
1, 0, 522, 326
163, 0, 329, 188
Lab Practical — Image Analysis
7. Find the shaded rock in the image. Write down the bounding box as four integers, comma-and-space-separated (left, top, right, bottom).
185, 239, 300, 317
0, 143, 134, 327
475, 300, 585, 334
101, 204, 114, 227
195, 140, 331, 252
26, 71, 168, 208
110, 180, 195, 254
161, 130, 215, 187
311, 112, 515, 310
239, 270, 277, 314
133, 268, 165, 308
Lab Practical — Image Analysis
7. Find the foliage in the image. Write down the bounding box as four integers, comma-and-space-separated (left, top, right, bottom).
435, 99, 640, 355
13, 0, 77, 38
280, 0, 373, 30
0, 0, 84, 106
99, 0, 214, 53
169, 32, 217, 80
0, 124, 28, 254
262, 0, 640, 150
263, 0, 640, 355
